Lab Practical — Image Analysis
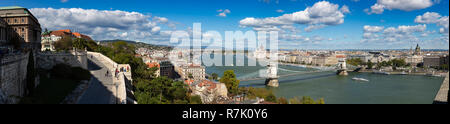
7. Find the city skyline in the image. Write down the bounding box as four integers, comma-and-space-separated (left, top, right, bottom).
0, 0, 448, 50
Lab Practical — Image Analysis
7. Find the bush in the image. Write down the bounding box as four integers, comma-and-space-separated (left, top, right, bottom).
189, 95, 202, 104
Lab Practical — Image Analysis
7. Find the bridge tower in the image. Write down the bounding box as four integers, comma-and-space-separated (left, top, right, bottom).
265, 62, 279, 87
336, 54, 348, 76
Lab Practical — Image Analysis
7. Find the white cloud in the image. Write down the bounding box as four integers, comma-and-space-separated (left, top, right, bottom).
340, 5, 351, 14
60, 0, 68, 3
276, 9, 284, 13
30, 8, 175, 42
415, 12, 449, 34
239, 1, 348, 32
363, 25, 384, 33
217, 9, 231, 17
305, 24, 326, 32
366, 0, 434, 14
362, 24, 427, 43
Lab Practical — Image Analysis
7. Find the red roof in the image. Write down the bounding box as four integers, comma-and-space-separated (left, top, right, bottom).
50, 30, 73, 37
184, 79, 194, 85
198, 80, 217, 90
336, 55, 346, 58
55, 29, 72, 33
72, 32, 82, 37
146, 62, 160, 68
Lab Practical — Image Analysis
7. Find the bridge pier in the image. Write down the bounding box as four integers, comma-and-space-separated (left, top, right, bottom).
337, 69, 348, 76
265, 78, 279, 87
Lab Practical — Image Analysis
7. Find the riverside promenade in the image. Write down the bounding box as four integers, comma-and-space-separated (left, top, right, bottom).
434, 73, 449, 104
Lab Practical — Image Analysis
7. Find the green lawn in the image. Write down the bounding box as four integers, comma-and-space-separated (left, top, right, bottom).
20, 75, 81, 104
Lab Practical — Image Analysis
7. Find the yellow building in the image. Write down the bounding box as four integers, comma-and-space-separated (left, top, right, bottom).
0, 6, 42, 50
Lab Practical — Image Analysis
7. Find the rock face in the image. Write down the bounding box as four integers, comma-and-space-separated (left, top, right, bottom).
265, 78, 279, 87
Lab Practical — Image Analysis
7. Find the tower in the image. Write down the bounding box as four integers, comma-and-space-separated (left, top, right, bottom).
414, 44, 421, 55
265, 62, 279, 87
336, 54, 348, 76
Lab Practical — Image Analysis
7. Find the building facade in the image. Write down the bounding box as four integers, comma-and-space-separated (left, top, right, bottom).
424, 56, 441, 68
179, 65, 206, 81
41, 29, 92, 51
0, 6, 41, 50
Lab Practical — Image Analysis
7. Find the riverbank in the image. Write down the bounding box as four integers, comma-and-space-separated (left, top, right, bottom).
359, 70, 448, 77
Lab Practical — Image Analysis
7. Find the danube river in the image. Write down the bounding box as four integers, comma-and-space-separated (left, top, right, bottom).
203, 53, 445, 104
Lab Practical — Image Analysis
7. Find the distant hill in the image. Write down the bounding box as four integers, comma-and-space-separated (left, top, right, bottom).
99, 39, 173, 51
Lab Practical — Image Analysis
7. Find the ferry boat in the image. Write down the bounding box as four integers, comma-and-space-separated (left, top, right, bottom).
352, 77, 369, 82
373, 70, 390, 75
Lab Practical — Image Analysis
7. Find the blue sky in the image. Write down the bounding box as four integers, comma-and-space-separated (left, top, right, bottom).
1, 0, 448, 49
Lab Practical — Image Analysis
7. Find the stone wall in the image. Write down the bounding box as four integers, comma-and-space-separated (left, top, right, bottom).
0, 52, 29, 104
36, 50, 87, 70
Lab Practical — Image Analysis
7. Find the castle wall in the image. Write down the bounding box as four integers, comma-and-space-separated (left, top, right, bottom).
0, 52, 29, 104
36, 50, 87, 70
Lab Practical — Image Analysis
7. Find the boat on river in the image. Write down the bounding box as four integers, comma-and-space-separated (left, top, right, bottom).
352, 77, 369, 82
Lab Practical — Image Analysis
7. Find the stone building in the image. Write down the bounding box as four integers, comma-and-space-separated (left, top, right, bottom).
159, 60, 175, 79
424, 55, 449, 68
0, 18, 7, 48
41, 29, 92, 51
0, 6, 42, 50
424, 56, 441, 68
312, 54, 338, 66
190, 80, 228, 104
179, 64, 205, 81
413, 44, 422, 56
146, 60, 175, 79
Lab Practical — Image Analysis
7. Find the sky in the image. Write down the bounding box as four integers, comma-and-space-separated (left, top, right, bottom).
0, 0, 448, 50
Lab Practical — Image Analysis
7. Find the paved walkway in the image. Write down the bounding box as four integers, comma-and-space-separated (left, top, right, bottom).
434, 73, 449, 104
77, 57, 115, 104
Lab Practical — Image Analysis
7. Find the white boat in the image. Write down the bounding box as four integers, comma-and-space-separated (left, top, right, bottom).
373, 70, 390, 75
352, 77, 369, 82
400, 71, 408, 75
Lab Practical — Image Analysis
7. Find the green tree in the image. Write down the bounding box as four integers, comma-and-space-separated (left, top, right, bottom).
278, 97, 288, 104
220, 70, 240, 95
188, 73, 193, 79
367, 61, 374, 69
211, 73, 219, 81
54, 36, 73, 51
72, 38, 88, 50
189, 95, 202, 104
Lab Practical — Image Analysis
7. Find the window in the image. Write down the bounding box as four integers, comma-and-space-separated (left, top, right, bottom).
21, 19, 24, 23
14, 19, 17, 23
22, 28, 24, 32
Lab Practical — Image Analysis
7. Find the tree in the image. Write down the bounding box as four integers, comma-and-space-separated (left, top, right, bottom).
220, 70, 240, 95
211, 73, 219, 81
72, 38, 88, 50
188, 73, 193, 79
278, 97, 288, 104
54, 36, 73, 51
189, 95, 202, 104
367, 61, 374, 69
